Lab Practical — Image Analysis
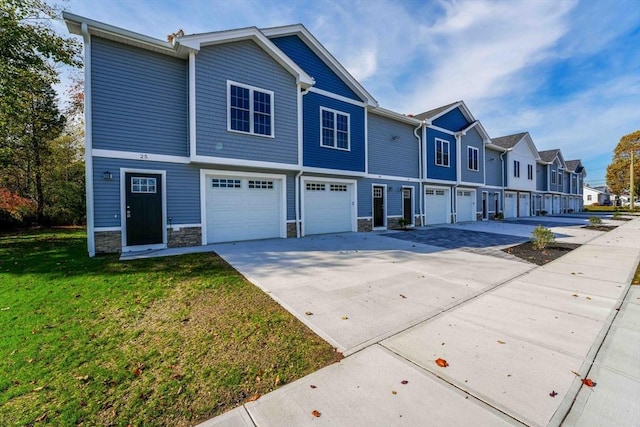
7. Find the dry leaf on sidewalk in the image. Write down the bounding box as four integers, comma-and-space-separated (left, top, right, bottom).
311, 410, 321, 417
435, 358, 449, 367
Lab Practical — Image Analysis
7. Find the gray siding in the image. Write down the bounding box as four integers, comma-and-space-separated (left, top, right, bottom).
93, 157, 200, 228
460, 127, 484, 184
357, 178, 419, 218
367, 113, 420, 178
92, 37, 189, 156
195, 41, 298, 164
485, 147, 503, 187
479, 188, 503, 213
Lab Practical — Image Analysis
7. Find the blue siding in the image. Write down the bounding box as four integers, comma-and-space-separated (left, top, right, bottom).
93, 157, 200, 228
478, 188, 503, 214
460, 127, 484, 184
91, 37, 188, 156
485, 148, 503, 187
425, 128, 456, 181
368, 113, 419, 178
357, 178, 419, 218
536, 164, 547, 191
432, 107, 470, 132
303, 92, 365, 172
195, 41, 298, 164
270, 35, 361, 101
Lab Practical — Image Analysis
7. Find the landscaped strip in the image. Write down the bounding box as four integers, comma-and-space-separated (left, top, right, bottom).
0, 229, 340, 426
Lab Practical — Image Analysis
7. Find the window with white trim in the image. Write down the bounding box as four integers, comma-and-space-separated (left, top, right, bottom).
551, 171, 556, 184
527, 164, 533, 180
321, 107, 350, 150
558, 170, 563, 186
131, 177, 156, 193
513, 160, 520, 178
228, 81, 274, 137
212, 178, 241, 188
587, 195, 592, 201
435, 138, 450, 167
467, 146, 479, 171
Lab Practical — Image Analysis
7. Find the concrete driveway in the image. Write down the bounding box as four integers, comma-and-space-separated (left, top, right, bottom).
202, 218, 640, 427
210, 231, 534, 355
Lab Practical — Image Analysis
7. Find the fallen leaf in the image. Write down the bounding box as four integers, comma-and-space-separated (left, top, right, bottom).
33, 386, 44, 392
274, 375, 281, 386
571, 371, 581, 377
586, 296, 591, 300
35, 413, 46, 422
341, 315, 348, 320
581, 378, 596, 387
399, 294, 407, 299
310, 385, 317, 389
74, 374, 89, 381
497, 340, 506, 344
132, 367, 142, 377
392, 390, 397, 395
311, 410, 321, 417
247, 394, 261, 402
401, 380, 409, 384
572, 294, 579, 297
305, 311, 313, 316
435, 358, 449, 367
550, 390, 558, 397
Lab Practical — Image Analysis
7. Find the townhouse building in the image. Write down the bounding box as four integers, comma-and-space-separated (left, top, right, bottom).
64, 13, 586, 256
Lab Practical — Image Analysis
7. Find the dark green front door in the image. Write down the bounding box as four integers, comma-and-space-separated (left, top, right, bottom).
125, 173, 163, 246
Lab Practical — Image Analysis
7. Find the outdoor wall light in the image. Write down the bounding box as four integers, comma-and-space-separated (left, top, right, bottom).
388, 186, 393, 191
391, 136, 401, 141
103, 171, 113, 180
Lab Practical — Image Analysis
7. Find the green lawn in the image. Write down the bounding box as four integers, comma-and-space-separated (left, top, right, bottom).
0, 229, 340, 426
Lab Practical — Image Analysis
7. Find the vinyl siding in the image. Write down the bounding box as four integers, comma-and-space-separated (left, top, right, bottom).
357, 178, 419, 218
303, 92, 365, 172
269, 35, 361, 101
432, 107, 470, 132
425, 128, 456, 181
195, 40, 298, 164
484, 148, 503, 187
460, 127, 484, 184
91, 37, 189, 157
367, 113, 419, 178
92, 157, 200, 228
478, 188, 503, 213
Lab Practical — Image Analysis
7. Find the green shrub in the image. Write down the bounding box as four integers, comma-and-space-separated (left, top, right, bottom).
613, 210, 621, 218
494, 212, 504, 220
589, 216, 603, 225
531, 225, 555, 250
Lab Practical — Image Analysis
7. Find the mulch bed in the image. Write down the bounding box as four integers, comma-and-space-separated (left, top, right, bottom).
582, 225, 618, 231
503, 242, 580, 266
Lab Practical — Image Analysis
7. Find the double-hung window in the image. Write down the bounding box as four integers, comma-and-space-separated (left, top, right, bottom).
467, 146, 479, 171
558, 170, 563, 186
551, 171, 556, 184
320, 107, 350, 150
228, 81, 274, 137
435, 138, 450, 167
514, 160, 520, 178
527, 164, 533, 180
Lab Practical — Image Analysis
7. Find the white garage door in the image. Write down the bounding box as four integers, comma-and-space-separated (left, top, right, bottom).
425, 188, 450, 225
206, 176, 283, 243
518, 193, 530, 217
304, 181, 354, 235
456, 189, 475, 222
504, 192, 517, 218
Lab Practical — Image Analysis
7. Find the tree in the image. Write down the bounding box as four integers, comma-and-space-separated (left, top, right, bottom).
606, 130, 640, 196
0, 0, 83, 226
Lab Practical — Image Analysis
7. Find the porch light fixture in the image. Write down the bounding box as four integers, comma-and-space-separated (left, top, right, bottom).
103, 171, 113, 180
391, 136, 401, 141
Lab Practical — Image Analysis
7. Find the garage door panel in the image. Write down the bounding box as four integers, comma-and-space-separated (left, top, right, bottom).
425, 188, 449, 225
304, 181, 353, 235
206, 176, 282, 243
456, 190, 475, 222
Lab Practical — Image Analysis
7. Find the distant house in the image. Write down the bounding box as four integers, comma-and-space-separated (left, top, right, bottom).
583, 185, 610, 205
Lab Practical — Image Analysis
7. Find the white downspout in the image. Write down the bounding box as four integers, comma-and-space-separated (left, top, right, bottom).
81, 23, 95, 257
295, 85, 313, 238
414, 123, 423, 226
500, 150, 507, 216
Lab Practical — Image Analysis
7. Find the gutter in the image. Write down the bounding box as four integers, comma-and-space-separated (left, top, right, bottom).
81, 22, 95, 257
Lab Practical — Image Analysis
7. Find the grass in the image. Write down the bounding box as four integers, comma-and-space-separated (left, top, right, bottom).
0, 229, 340, 426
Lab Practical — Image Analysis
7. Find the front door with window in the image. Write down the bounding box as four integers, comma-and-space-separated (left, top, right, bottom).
482, 192, 488, 220
125, 173, 163, 246
402, 188, 413, 225
373, 185, 385, 228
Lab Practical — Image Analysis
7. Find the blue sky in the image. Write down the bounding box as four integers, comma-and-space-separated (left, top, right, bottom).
55, 0, 640, 187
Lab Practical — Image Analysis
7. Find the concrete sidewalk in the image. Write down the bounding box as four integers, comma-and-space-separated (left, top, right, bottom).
199, 219, 640, 427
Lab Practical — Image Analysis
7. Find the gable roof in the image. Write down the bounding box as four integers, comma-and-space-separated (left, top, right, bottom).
413, 101, 461, 121
538, 149, 560, 163
64, 13, 315, 88
565, 159, 586, 175
261, 24, 378, 107
491, 132, 528, 149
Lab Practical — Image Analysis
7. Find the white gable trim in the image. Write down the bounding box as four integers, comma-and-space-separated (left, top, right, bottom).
261, 25, 378, 107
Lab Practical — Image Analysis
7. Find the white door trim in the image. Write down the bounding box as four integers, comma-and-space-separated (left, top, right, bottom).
402, 185, 415, 226
372, 183, 387, 230
300, 176, 357, 237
